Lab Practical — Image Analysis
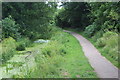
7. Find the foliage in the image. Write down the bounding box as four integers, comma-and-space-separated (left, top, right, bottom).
29, 31, 97, 78
34, 41, 64, 78
1, 16, 20, 40
85, 2, 120, 37
1, 29, 98, 78
83, 2, 119, 68
16, 44, 25, 51
83, 3, 119, 68
16, 38, 31, 51
2, 2, 57, 40
96, 31, 118, 49
84, 23, 97, 37
1, 37, 16, 63
95, 31, 118, 67
1, 2, 119, 78
56, 2, 90, 29
56, 2, 119, 37
91, 30, 104, 42
1, 37, 31, 64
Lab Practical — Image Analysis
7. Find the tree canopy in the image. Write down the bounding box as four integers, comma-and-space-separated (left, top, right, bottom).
56, 2, 120, 35
2, 2, 57, 40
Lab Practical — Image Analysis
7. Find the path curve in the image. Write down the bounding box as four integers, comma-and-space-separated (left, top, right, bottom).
64, 30, 119, 78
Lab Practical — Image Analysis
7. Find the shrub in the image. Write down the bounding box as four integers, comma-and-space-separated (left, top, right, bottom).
16, 44, 25, 51
2, 37, 16, 63
96, 31, 118, 63
96, 38, 106, 47
103, 31, 118, 38
1, 16, 20, 40
92, 30, 104, 41
16, 38, 31, 51
96, 31, 118, 47
27, 32, 42, 41
84, 24, 97, 37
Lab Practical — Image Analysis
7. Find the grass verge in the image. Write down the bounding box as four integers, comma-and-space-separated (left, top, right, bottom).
58, 32, 97, 78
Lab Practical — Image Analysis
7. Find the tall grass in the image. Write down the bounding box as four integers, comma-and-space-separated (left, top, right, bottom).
2, 30, 97, 78
16, 38, 31, 51
32, 41, 64, 78
1, 37, 32, 64
1, 37, 16, 64
29, 31, 97, 78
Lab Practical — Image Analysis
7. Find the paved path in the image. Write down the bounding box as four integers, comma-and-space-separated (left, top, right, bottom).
64, 30, 119, 78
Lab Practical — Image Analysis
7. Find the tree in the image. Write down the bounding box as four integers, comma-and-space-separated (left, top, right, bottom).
2, 2, 57, 40
56, 2, 90, 30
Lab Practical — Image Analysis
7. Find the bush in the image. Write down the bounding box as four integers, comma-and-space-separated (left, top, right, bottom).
96, 38, 106, 47
16, 44, 25, 51
84, 23, 97, 37
1, 16, 20, 40
2, 37, 16, 63
96, 31, 118, 47
92, 30, 104, 41
27, 32, 42, 41
16, 38, 31, 51
103, 31, 118, 38
96, 31, 118, 63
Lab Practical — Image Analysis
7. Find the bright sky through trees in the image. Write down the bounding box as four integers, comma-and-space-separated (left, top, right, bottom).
57, 2, 62, 9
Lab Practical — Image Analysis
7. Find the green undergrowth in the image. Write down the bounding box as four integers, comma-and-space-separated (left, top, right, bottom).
1, 37, 16, 64
1, 30, 98, 78
1, 37, 32, 65
12, 31, 97, 78
1, 42, 46, 78
28, 31, 98, 78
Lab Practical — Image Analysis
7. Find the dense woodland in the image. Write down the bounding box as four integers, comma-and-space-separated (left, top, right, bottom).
0, 2, 119, 78
1, 2, 120, 40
